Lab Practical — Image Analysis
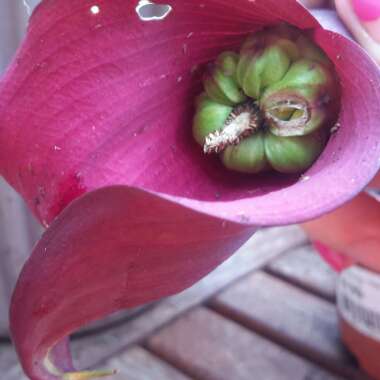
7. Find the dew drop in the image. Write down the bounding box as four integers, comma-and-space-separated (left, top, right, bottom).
90, 5, 101, 15
300, 175, 311, 182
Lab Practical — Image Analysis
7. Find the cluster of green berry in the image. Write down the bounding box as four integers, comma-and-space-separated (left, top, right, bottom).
193, 25, 339, 174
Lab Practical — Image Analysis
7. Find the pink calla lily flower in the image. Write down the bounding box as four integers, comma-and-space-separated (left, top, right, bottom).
0, 1, 379, 379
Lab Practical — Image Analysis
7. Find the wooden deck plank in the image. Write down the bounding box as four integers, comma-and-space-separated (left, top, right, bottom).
266, 245, 337, 301
147, 307, 344, 380
72, 226, 307, 369
210, 271, 358, 377
105, 347, 191, 380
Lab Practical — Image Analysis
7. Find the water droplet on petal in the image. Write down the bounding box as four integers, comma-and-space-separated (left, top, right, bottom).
90, 5, 101, 15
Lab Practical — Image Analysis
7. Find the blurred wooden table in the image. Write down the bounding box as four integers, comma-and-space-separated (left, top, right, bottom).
0, 226, 370, 380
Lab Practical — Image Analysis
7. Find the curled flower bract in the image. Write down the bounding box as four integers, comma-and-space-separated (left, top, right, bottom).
0, 1, 379, 379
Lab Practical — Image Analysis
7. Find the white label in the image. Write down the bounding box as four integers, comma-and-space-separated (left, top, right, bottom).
337, 266, 380, 341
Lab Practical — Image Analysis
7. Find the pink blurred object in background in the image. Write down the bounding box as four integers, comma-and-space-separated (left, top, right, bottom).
313, 241, 354, 272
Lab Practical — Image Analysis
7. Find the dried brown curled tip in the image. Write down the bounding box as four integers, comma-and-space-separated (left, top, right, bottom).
264, 98, 310, 136
204, 101, 260, 154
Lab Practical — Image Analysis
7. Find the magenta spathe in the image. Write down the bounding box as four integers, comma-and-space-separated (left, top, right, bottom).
0, 1, 379, 379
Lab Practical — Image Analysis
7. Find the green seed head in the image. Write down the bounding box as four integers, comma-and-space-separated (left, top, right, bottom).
222, 131, 268, 174
216, 51, 240, 78
203, 51, 246, 106
260, 57, 337, 136
193, 93, 232, 145
264, 130, 327, 174
192, 24, 340, 175
237, 34, 300, 99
